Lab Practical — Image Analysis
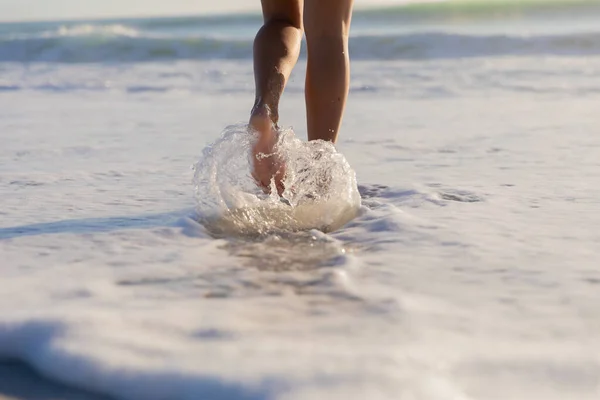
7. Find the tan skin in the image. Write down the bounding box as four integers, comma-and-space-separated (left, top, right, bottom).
249, 0, 354, 194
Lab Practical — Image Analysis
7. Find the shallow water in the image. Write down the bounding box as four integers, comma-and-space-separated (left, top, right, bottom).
1, 2, 600, 400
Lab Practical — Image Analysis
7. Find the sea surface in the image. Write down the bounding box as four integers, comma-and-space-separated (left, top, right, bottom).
1, 1, 600, 399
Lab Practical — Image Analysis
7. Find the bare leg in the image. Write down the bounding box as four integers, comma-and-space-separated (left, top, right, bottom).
249, 0, 303, 194
304, 0, 354, 142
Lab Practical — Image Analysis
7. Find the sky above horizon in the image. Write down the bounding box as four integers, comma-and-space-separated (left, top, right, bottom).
0, 0, 422, 22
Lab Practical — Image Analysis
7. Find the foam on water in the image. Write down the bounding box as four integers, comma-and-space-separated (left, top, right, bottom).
193, 124, 361, 236
3, 31, 600, 63
50, 24, 141, 38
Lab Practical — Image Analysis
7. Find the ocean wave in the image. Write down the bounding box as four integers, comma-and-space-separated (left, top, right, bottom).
48, 24, 140, 38
1, 31, 600, 63
1, 23, 142, 41
359, 0, 600, 18
0, 36, 250, 63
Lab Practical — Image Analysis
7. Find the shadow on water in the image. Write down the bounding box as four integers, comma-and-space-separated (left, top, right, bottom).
0, 322, 275, 400
0, 360, 273, 400
0, 361, 114, 400
0, 210, 190, 240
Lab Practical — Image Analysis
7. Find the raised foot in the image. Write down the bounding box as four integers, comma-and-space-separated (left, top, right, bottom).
249, 107, 286, 195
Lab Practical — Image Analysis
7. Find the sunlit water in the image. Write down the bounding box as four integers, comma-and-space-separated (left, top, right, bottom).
1, 2, 600, 400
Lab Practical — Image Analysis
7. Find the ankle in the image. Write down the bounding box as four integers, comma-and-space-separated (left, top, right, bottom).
251, 100, 279, 126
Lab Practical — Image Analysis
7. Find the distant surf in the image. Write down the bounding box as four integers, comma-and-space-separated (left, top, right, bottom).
1, 0, 599, 63
2, 30, 600, 63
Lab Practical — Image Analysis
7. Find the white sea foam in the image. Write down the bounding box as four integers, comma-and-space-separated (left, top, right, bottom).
48, 24, 141, 38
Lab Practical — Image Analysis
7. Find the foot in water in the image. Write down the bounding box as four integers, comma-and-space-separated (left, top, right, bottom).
249, 105, 286, 195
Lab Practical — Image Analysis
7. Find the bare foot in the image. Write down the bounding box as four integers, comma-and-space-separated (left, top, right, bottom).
249, 106, 286, 195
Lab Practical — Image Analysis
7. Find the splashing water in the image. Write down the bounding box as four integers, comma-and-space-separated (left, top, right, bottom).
193, 124, 361, 236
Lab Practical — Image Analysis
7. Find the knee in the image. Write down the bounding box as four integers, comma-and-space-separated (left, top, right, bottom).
304, 19, 350, 43
305, 34, 348, 59
256, 18, 303, 46
305, 23, 349, 52
263, 15, 303, 33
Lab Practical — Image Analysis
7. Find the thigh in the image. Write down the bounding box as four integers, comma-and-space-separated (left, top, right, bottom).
260, 0, 304, 29
303, 0, 354, 38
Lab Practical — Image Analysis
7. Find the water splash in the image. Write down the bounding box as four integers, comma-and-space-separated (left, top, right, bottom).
192, 124, 361, 236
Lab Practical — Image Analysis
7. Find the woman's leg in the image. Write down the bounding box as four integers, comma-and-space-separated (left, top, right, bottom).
249, 0, 303, 193
304, 0, 354, 142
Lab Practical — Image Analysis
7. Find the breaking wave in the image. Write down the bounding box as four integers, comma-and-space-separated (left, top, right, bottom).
2, 30, 600, 63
